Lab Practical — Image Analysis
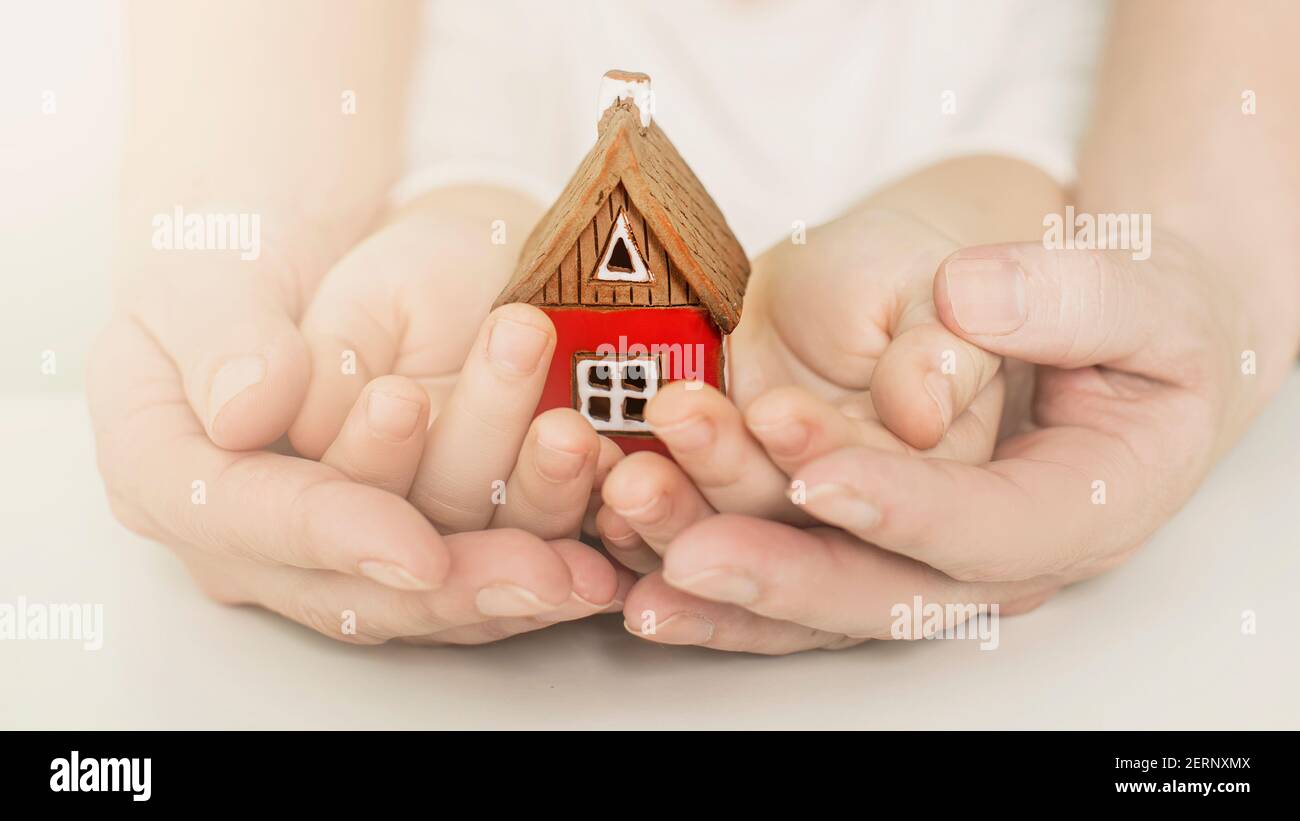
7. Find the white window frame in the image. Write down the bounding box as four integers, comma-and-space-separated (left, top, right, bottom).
575, 354, 660, 433
595, 210, 652, 283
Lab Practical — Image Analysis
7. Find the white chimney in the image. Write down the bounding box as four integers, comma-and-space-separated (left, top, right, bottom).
597, 70, 653, 129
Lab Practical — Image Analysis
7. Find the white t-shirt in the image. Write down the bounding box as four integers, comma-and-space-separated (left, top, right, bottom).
397, 0, 1108, 254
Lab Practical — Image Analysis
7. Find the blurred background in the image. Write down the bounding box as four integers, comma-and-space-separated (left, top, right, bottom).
1, 2, 122, 394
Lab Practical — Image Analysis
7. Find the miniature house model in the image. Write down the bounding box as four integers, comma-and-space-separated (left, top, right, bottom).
494, 71, 750, 455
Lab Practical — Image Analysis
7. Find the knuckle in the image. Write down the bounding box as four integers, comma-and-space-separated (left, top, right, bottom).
481, 526, 570, 570
832, 311, 891, 367
821, 636, 868, 651
489, 300, 555, 330
398, 635, 447, 647
410, 490, 490, 534
475, 618, 522, 643
963, 343, 998, 395
337, 460, 398, 491
103, 487, 161, 541
941, 559, 1019, 585
186, 568, 248, 607
396, 591, 449, 634
285, 475, 335, 565
277, 570, 390, 645
365, 374, 429, 407
292, 599, 385, 646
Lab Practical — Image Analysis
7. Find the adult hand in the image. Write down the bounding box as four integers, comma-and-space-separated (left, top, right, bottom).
606, 236, 1265, 653
798, 237, 1249, 583
87, 310, 627, 645
90, 188, 630, 645
100, 0, 630, 644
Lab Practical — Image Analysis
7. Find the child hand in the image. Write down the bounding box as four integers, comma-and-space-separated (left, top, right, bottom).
285, 189, 623, 541
312, 370, 632, 642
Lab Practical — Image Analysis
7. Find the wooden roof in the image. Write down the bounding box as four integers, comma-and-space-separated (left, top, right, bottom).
495, 99, 750, 333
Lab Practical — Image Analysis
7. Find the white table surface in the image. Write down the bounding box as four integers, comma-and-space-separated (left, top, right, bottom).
2, 376, 1298, 730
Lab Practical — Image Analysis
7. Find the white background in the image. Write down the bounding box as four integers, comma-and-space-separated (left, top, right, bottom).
0, 2, 121, 395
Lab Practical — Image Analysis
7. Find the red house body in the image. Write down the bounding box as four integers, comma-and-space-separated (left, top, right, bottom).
494, 72, 750, 456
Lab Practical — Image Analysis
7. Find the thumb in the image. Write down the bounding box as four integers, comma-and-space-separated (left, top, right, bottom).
933, 243, 1193, 376
127, 264, 310, 451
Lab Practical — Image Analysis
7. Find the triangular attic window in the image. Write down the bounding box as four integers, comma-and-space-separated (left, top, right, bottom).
596, 210, 651, 282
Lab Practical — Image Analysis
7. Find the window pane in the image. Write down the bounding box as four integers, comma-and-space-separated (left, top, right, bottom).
588, 363, 612, 389
622, 362, 647, 391
587, 395, 611, 421
623, 396, 647, 422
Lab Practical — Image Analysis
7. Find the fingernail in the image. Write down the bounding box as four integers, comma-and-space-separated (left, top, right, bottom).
802, 483, 881, 531
208, 355, 267, 427
924, 372, 953, 431
475, 583, 549, 617
535, 592, 605, 623
366, 391, 421, 441
534, 439, 588, 482
486, 318, 549, 374
626, 613, 715, 644
651, 415, 713, 451
665, 567, 760, 605
358, 560, 433, 591
749, 419, 809, 456
944, 258, 1027, 335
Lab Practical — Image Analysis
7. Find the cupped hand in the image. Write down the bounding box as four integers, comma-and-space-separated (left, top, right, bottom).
285, 189, 622, 540
798, 237, 1247, 583
606, 234, 1257, 653
87, 311, 630, 645
90, 187, 632, 645
596, 209, 1012, 573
